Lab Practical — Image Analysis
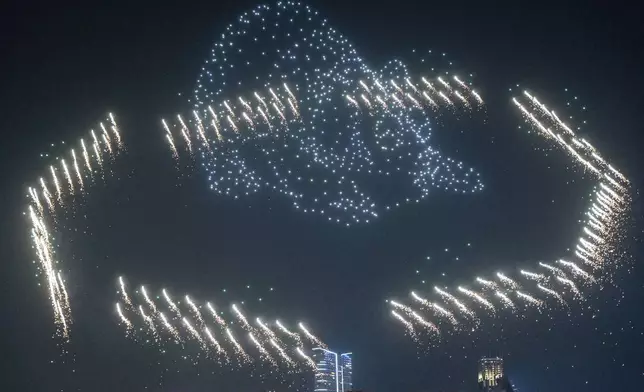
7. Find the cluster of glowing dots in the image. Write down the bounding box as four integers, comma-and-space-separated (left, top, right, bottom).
389, 92, 630, 342
26, 113, 123, 339
116, 277, 323, 370
164, 1, 483, 226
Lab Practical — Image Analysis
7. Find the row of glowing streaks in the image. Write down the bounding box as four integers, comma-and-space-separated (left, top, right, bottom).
513, 91, 627, 185
26, 114, 123, 339
390, 91, 629, 341
162, 83, 300, 159
29, 204, 71, 339
346, 75, 483, 113
186, 2, 486, 224
390, 270, 572, 339
28, 113, 123, 215
115, 277, 322, 370
513, 91, 629, 268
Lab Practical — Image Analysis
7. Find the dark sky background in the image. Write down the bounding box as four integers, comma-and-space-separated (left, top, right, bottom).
2, 1, 644, 391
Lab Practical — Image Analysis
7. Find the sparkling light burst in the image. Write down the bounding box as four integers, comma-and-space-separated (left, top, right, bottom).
26, 113, 123, 339
114, 278, 323, 371
389, 91, 630, 344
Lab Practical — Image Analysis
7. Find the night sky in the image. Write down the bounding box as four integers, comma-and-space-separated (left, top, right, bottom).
2, 1, 644, 391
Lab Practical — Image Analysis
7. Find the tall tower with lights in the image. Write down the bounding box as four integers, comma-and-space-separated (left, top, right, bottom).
478, 357, 504, 389
312, 348, 353, 392
313, 348, 338, 392
339, 352, 353, 392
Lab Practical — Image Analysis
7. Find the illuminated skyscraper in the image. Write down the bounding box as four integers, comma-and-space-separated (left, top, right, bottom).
313, 348, 338, 392
312, 348, 353, 392
339, 352, 353, 392
478, 357, 504, 389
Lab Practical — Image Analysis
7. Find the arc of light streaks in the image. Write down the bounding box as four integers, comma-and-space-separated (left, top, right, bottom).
389, 91, 629, 344
112, 279, 322, 370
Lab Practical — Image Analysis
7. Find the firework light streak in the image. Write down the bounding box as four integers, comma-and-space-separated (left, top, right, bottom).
232, 304, 251, 329
391, 89, 629, 344
80, 139, 92, 172
256, 318, 279, 341
205, 327, 225, 355
56, 271, 70, 312
270, 338, 295, 366
92, 143, 102, 168
537, 284, 566, 305
186, 295, 205, 324
287, 98, 299, 117
226, 327, 250, 362
411, 291, 458, 325
206, 302, 226, 327
275, 320, 302, 344
520, 270, 547, 283
298, 322, 326, 348
71, 149, 84, 189
116, 302, 132, 329
538, 262, 568, 277
159, 312, 180, 341
475, 277, 498, 290
39, 178, 53, 210
471, 90, 483, 104
115, 281, 338, 369
296, 347, 317, 368
516, 291, 543, 308
29, 187, 43, 215
139, 305, 158, 336
496, 272, 520, 289
457, 286, 495, 312
162, 288, 181, 317
434, 287, 475, 318
391, 310, 416, 340
410, 310, 440, 334
50, 166, 62, 203
108, 113, 122, 147
422, 91, 438, 108
140, 285, 157, 313
100, 122, 112, 145
101, 133, 113, 154
162, 119, 179, 159
495, 291, 515, 309
557, 259, 596, 282
183, 317, 204, 346
556, 276, 582, 297
26, 114, 122, 339
60, 160, 74, 193
118, 276, 133, 306
389, 300, 419, 318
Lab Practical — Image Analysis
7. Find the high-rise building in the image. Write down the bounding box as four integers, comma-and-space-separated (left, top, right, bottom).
339, 352, 353, 392
312, 348, 353, 392
313, 348, 337, 392
478, 357, 504, 389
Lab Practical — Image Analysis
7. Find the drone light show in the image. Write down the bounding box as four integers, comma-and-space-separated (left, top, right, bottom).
21, 1, 633, 390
